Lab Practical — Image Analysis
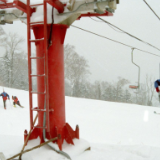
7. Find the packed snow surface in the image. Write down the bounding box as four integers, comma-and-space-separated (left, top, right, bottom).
0, 86, 160, 160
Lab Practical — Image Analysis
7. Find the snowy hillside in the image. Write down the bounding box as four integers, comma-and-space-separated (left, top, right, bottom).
0, 87, 160, 160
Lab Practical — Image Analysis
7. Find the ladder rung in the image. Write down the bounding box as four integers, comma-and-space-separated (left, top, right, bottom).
31, 91, 46, 94
30, 21, 44, 25
32, 107, 46, 112
34, 126, 47, 129
30, 39, 44, 42
31, 74, 46, 77
30, 3, 43, 7
32, 107, 54, 112
30, 56, 44, 59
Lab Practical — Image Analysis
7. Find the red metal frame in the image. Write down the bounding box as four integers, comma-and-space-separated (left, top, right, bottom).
13, 0, 35, 14
29, 23, 79, 150
0, 2, 13, 9
77, 12, 113, 20
0, 0, 63, 15
43, 0, 50, 132
0, 0, 6, 3
80, 12, 113, 18
46, 0, 64, 13
26, 0, 51, 133
0, 0, 35, 14
25, 1, 113, 150
27, 0, 33, 129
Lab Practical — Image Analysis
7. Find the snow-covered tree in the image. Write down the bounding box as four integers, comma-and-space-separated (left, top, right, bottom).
0, 33, 28, 89
123, 89, 132, 103
145, 75, 155, 106
64, 44, 90, 97
0, 26, 7, 46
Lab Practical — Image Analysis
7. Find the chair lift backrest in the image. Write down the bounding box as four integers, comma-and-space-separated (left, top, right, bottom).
129, 85, 138, 89
129, 48, 140, 89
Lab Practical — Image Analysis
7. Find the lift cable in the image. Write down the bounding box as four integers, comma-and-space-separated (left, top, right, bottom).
143, 0, 160, 21
71, 25, 160, 58
89, 17, 123, 33
96, 16, 160, 52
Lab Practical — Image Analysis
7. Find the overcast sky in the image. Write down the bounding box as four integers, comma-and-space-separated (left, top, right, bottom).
2, 0, 160, 86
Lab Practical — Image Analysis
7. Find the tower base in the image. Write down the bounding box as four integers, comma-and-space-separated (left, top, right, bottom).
24, 123, 79, 150
24, 137, 90, 160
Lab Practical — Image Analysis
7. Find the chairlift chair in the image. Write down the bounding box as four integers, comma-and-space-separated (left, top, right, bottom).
129, 48, 140, 89
129, 85, 139, 89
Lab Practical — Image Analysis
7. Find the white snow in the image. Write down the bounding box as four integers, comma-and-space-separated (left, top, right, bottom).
0, 86, 160, 160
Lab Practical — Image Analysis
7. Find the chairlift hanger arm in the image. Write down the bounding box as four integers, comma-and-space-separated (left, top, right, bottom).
131, 48, 140, 69
131, 48, 140, 88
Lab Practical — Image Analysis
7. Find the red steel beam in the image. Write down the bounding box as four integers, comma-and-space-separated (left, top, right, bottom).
78, 12, 113, 19
0, 0, 6, 3
13, 0, 27, 13
13, 0, 35, 14
0, 0, 14, 9
46, 0, 64, 13
0, 3, 13, 9
0, 0, 35, 14
44, 0, 50, 132
26, 0, 33, 129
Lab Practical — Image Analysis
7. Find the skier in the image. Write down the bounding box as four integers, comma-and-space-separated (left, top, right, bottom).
154, 79, 160, 101
0, 90, 10, 109
12, 96, 24, 108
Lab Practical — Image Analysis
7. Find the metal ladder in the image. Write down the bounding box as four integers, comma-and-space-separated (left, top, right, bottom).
27, 0, 50, 132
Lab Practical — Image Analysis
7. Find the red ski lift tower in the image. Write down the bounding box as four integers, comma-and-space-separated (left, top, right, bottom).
0, 0, 119, 157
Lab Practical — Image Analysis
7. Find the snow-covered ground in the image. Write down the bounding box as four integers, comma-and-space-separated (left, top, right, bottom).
0, 86, 160, 160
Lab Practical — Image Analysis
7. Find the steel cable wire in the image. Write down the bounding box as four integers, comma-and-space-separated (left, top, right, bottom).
71, 25, 160, 58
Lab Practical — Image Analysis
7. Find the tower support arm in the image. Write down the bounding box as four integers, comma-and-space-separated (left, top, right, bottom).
46, 0, 64, 13
0, 3, 13, 9
78, 12, 113, 19
13, 0, 35, 14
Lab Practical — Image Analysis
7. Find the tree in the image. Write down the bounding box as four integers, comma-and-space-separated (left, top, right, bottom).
0, 26, 7, 46
94, 81, 102, 100
124, 89, 132, 103
65, 79, 72, 96
83, 81, 96, 99
100, 81, 114, 101
145, 75, 155, 106
64, 44, 90, 97
0, 33, 28, 89
134, 83, 147, 105
114, 77, 130, 101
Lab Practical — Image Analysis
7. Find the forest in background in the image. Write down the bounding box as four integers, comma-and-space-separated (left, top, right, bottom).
0, 27, 158, 107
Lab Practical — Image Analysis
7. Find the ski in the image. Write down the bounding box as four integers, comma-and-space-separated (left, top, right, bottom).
12, 105, 24, 108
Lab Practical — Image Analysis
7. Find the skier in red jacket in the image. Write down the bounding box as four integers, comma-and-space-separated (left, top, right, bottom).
12, 96, 24, 108
0, 91, 10, 109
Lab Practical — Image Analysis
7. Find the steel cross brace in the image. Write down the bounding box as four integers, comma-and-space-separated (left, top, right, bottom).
0, 0, 35, 14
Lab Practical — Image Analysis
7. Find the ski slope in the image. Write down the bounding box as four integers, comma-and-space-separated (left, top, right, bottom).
0, 86, 160, 160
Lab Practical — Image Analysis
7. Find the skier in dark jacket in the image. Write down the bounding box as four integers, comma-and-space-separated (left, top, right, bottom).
154, 79, 160, 92
0, 91, 10, 109
154, 79, 160, 101
12, 96, 23, 108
